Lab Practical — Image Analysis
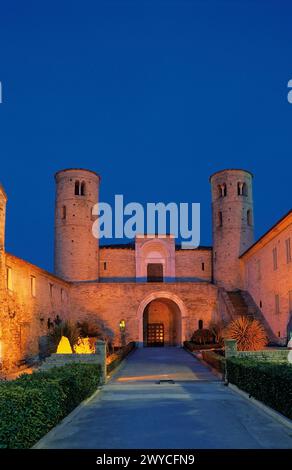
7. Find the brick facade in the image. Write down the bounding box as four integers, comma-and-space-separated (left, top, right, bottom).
0, 168, 291, 372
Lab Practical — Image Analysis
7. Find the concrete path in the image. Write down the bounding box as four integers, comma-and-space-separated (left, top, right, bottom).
35, 348, 292, 449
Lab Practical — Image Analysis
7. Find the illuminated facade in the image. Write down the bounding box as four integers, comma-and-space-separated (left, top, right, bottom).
0, 169, 291, 372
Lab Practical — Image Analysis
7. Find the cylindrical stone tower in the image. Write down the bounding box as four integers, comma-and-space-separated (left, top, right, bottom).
210, 169, 254, 291
54, 168, 100, 282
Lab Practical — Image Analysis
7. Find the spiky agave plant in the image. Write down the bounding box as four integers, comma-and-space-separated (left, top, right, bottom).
225, 316, 267, 351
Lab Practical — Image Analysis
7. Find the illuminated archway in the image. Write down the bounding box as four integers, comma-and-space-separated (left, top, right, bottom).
137, 292, 187, 347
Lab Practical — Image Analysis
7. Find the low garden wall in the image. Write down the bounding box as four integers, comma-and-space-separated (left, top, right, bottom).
40, 341, 136, 383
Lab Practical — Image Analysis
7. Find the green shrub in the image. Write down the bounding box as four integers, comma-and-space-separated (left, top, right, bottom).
0, 379, 65, 449
191, 329, 215, 345
226, 357, 292, 420
0, 363, 101, 448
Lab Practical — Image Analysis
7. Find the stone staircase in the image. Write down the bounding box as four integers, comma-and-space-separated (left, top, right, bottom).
223, 290, 279, 345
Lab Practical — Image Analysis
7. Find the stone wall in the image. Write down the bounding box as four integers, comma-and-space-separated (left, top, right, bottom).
242, 212, 292, 343
99, 247, 136, 281
175, 249, 212, 281
98, 246, 213, 282
67, 281, 219, 346
0, 252, 70, 371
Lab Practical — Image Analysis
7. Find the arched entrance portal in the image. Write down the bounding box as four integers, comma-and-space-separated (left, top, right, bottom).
137, 292, 187, 347
143, 299, 181, 346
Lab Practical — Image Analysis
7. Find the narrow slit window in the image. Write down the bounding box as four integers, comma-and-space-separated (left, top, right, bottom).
75, 180, 80, 195
275, 294, 280, 315
286, 238, 291, 264
49, 283, 53, 297
81, 181, 86, 196
273, 247, 278, 271
62, 205, 66, 220
31, 276, 36, 297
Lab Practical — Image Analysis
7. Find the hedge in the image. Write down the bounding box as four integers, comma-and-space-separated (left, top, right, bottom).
226, 357, 292, 420
0, 363, 101, 449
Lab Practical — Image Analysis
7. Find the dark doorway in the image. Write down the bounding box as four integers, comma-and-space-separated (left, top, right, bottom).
147, 323, 164, 347
147, 263, 163, 282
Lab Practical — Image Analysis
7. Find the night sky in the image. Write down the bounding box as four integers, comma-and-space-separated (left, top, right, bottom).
0, 0, 292, 272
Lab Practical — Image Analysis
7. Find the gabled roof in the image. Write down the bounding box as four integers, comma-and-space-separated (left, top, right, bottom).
240, 209, 292, 259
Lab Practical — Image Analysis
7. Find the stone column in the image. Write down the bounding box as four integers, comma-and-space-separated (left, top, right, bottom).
96, 340, 107, 384
224, 339, 238, 383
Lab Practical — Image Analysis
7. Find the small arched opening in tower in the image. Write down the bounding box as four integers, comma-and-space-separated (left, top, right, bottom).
75, 180, 80, 195
238, 182, 248, 197
218, 183, 227, 198
247, 209, 253, 226
81, 181, 86, 196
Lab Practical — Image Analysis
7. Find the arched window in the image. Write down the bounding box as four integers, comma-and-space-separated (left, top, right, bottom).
218, 183, 227, 198
75, 180, 80, 195
218, 211, 223, 227
198, 319, 203, 330
238, 182, 248, 196
81, 181, 86, 196
247, 209, 252, 226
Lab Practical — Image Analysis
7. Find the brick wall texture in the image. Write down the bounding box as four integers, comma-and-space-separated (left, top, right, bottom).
0, 168, 291, 372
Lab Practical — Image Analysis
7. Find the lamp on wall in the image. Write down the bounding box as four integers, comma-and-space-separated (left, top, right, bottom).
119, 319, 126, 332
119, 319, 126, 348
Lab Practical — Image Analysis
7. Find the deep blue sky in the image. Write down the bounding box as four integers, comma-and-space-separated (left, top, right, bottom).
0, 0, 292, 272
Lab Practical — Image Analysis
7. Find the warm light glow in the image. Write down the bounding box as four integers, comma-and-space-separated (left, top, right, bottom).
119, 319, 126, 331
106, 353, 119, 365
117, 372, 201, 382
73, 337, 95, 354
56, 336, 73, 354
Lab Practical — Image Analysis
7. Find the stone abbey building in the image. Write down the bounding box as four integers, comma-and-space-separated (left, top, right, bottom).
0, 168, 291, 371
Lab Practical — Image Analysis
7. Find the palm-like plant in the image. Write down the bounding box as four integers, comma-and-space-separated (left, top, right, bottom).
225, 316, 267, 351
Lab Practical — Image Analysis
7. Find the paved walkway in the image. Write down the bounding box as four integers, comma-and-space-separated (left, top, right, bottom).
35, 348, 292, 449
